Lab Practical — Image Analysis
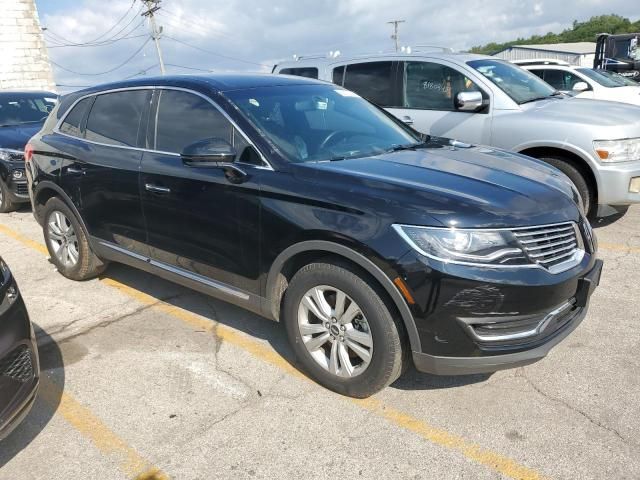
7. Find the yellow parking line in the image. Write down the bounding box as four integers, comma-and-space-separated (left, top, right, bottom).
37, 377, 167, 479
3, 226, 546, 480
0, 224, 48, 256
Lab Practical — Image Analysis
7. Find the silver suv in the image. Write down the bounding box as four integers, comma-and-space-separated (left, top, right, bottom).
274, 51, 640, 216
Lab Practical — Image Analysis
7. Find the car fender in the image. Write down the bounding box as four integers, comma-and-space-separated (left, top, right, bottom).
266, 240, 422, 353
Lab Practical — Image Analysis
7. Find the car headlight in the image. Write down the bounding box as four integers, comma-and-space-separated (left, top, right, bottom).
393, 225, 530, 266
12, 169, 24, 179
0, 148, 24, 162
593, 138, 640, 163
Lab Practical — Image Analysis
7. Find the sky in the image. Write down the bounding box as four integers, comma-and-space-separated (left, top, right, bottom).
36, 0, 640, 92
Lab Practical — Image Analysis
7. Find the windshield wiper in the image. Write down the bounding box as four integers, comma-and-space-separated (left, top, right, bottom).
387, 140, 431, 152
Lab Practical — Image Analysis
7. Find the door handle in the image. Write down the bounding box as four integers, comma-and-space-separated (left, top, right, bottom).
67, 166, 85, 174
402, 116, 414, 126
145, 183, 171, 194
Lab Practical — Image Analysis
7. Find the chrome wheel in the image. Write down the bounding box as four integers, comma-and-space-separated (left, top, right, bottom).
47, 211, 79, 267
297, 285, 373, 378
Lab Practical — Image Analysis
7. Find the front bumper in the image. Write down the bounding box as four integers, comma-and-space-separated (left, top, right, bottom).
596, 159, 640, 205
0, 272, 39, 440
397, 241, 602, 375
4, 179, 30, 203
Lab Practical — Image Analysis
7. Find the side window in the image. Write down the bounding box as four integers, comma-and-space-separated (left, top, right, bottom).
59, 97, 92, 138
154, 89, 259, 165
332, 66, 345, 86
343, 61, 394, 106
279, 67, 318, 79
543, 70, 586, 91
529, 69, 545, 80
403, 61, 482, 111
85, 91, 148, 147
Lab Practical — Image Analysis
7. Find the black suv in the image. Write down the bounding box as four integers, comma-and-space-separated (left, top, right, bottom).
0, 91, 57, 212
26, 75, 602, 397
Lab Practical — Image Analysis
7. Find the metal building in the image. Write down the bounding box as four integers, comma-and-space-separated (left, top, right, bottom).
493, 42, 596, 67
0, 0, 55, 91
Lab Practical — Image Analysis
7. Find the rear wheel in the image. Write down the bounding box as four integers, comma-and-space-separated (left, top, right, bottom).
539, 156, 594, 216
0, 179, 18, 213
42, 197, 106, 280
283, 261, 406, 398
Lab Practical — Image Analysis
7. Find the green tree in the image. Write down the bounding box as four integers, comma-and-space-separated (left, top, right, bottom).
470, 14, 640, 54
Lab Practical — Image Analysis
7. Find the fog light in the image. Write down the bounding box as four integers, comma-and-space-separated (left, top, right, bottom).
630, 177, 640, 194
11, 169, 24, 180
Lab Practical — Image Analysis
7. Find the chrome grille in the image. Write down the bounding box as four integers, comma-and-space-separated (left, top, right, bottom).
513, 223, 580, 269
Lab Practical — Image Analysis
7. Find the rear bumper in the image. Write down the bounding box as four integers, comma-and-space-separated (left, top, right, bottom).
412, 304, 586, 375
596, 159, 640, 205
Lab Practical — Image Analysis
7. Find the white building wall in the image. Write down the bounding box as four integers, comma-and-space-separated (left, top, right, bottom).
494, 47, 594, 67
0, 0, 56, 91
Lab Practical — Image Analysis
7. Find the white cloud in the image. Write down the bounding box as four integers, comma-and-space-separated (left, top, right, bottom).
39, 0, 640, 92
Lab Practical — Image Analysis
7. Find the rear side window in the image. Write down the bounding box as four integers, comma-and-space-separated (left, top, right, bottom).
529, 69, 545, 80
85, 90, 149, 147
153, 90, 232, 154
343, 61, 394, 106
279, 67, 318, 79
542, 70, 585, 91
59, 97, 92, 138
403, 61, 483, 111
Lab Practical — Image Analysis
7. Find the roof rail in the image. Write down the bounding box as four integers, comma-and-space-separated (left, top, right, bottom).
411, 45, 454, 53
512, 59, 571, 66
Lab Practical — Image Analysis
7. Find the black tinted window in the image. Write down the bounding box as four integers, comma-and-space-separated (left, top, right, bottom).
60, 97, 92, 137
404, 61, 482, 110
343, 62, 394, 106
154, 90, 232, 154
0, 94, 56, 127
529, 70, 545, 80
542, 69, 584, 91
280, 67, 318, 79
85, 91, 148, 147
332, 66, 345, 86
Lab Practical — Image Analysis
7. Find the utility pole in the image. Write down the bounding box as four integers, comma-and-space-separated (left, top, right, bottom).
141, 0, 165, 74
387, 20, 405, 52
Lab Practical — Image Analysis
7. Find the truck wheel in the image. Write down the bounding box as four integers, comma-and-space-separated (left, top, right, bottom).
0, 180, 18, 213
539, 156, 594, 217
42, 197, 106, 280
283, 261, 406, 398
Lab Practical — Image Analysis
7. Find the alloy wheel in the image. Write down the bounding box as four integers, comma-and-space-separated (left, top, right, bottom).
47, 210, 79, 267
297, 285, 373, 378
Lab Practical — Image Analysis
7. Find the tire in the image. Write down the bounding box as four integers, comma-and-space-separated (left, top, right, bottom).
539, 156, 594, 217
0, 179, 18, 213
283, 261, 406, 398
42, 197, 106, 280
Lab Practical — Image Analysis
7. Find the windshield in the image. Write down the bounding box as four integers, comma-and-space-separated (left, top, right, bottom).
575, 68, 625, 87
225, 84, 420, 163
0, 93, 57, 127
588, 69, 639, 86
467, 59, 556, 104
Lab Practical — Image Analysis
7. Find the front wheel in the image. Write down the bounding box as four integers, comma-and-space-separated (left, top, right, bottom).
0, 179, 18, 213
283, 262, 406, 398
539, 156, 594, 216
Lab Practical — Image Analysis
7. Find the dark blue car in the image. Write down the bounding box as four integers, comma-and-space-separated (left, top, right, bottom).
0, 91, 57, 212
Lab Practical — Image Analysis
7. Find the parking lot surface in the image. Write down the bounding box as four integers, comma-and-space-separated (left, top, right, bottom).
0, 206, 639, 480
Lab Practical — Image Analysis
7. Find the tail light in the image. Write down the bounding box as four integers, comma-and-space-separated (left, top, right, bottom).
24, 143, 34, 163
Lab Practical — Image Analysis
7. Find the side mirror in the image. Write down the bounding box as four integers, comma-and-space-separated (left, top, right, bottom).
181, 138, 236, 167
455, 91, 484, 112
572, 81, 589, 92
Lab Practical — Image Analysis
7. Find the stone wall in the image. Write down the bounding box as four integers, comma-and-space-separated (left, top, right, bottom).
0, 0, 56, 91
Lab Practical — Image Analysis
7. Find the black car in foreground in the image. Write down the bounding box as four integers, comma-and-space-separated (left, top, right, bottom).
0, 257, 39, 440
26, 74, 602, 397
0, 91, 58, 213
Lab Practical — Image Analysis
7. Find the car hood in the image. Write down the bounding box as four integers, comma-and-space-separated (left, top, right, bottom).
294, 139, 581, 229
519, 96, 640, 127
0, 122, 43, 152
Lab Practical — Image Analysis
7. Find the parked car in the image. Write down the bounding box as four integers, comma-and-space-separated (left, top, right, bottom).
26, 75, 602, 397
274, 51, 640, 217
0, 91, 58, 213
0, 257, 39, 440
515, 60, 640, 105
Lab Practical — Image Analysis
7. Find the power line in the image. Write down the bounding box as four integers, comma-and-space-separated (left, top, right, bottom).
123, 63, 159, 79
165, 63, 213, 73
49, 37, 151, 76
163, 35, 269, 67
156, 9, 233, 41
47, 33, 148, 49
43, 4, 143, 48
